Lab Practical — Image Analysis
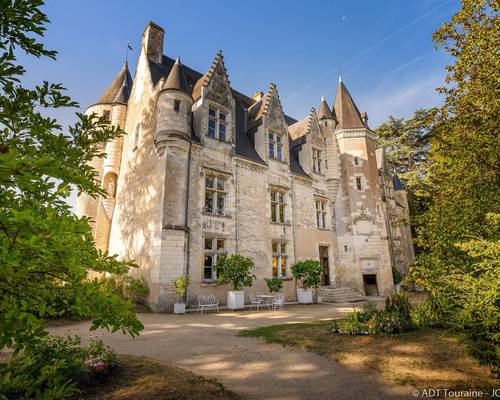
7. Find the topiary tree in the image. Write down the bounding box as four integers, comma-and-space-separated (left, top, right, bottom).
291, 260, 321, 289
214, 255, 256, 291
265, 277, 283, 294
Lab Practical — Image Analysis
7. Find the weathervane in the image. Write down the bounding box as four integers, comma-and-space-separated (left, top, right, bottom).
126, 42, 133, 63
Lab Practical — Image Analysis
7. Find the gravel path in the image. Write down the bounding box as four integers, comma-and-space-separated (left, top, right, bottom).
48, 303, 411, 400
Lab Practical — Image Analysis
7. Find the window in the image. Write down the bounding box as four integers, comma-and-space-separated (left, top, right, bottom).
270, 190, 285, 223
268, 131, 284, 161
133, 123, 140, 150
312, 148, 322, 173
316, 199, 327, 229
354, 156, 359, 166
272, 242, 287, 277
174, 100, 180, 112
356, 177, 362, 190
204, 175, 226, 215
103, 110, 110, 121
204, 238, 226, 281
208, 106, 228, 141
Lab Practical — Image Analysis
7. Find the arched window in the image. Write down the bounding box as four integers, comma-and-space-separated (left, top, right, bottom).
133, 122, 140, 150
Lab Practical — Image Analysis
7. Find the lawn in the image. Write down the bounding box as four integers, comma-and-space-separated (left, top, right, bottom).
78, 354, 240, 400
239, 322, 498, 392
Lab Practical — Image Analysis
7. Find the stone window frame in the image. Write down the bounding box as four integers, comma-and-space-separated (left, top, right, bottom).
207, 104, 229, 142
355, 175, 363, 191
203, 237, 226, 282
204, 173, 227, 216
102, 109, 111, 122
272, 241, 288, 278
312, 147, 323, 174
268, 130, 285, 162
270, 188, 286, 224
315, 197, 328, 229
133, 121, 141, 151
174, 99, 181, 112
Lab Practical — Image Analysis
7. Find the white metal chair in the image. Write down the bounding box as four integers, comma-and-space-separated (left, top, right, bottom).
271, 293, 285, 310
197, 295, 219, 314
250, 294, 263, 310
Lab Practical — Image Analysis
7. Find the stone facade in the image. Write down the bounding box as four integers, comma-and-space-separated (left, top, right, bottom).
76, 21, 415, 310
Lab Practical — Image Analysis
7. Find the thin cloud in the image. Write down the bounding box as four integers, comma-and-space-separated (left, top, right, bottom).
393, 55, 424, 73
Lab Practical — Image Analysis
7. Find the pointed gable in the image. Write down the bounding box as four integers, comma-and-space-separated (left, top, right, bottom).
192, 50, 232, 107
333, 77, 365, 130
97, 62, 133, 104
257, 83, 287, 131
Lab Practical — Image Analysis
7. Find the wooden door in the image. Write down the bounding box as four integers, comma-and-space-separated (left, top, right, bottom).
319, 246, 329, 286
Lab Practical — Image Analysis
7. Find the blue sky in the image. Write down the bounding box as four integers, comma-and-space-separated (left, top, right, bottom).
21, 0, 459, 130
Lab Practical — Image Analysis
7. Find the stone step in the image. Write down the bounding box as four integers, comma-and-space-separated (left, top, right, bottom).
318, 286, 365, 303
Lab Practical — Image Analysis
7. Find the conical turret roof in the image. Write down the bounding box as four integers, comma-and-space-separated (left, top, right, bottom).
318, 96, 336, 120
162, 57, 190, 94
333, 77, 365, 129
97, 62, 133, 104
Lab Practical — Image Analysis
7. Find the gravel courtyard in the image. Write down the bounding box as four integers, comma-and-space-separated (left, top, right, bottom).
48, 303, 412, 400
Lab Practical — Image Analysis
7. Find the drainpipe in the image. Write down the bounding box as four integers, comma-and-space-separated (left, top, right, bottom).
184, 139, 192, 304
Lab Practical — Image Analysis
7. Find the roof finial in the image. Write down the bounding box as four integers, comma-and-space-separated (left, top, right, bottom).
175, 56, 181, 64
321, 95, 326, 102
126, 41, 133, 64
338, 75, 342, 83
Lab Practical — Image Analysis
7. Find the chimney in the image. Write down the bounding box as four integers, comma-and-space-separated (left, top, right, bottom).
141, 21, 164, 64
252, 91, 264, 102
360, 111, 369, 126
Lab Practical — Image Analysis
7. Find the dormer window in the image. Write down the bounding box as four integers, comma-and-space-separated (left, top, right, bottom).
312, 148, 322, 173
268, 131, 283, 161
208, 106, 228, 141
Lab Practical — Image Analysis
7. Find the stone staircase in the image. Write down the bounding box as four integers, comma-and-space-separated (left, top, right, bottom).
318, 286, 365, 303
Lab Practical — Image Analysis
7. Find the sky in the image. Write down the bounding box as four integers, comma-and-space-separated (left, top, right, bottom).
19, 0, 460, 206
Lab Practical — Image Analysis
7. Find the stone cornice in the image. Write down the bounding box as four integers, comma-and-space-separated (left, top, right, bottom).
335, 128, 376, 141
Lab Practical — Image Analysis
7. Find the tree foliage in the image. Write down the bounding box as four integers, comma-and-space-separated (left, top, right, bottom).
0, 0, 143, 354
409, 0, 500, 371
291, 260, 321, 289
214, 254, 256, 291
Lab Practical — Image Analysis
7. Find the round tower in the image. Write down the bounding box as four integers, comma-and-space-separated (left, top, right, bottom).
155, 57, 193, 157
75, 62, 132, 249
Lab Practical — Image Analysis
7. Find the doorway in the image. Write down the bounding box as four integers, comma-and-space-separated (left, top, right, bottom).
363, 274, 378, 296
319, 246, 330, 286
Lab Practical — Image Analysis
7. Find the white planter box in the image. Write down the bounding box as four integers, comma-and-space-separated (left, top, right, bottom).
297, 288, 313, 304
174, 303, 186, 314
227, 290, 245, 310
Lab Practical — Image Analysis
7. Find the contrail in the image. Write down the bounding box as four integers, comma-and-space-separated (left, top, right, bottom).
283, 0, 454, 102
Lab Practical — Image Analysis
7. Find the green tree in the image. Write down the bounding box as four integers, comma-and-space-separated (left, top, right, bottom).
214, 255, 256, 291
0, 0, 143, 354
410, 0, 499, 370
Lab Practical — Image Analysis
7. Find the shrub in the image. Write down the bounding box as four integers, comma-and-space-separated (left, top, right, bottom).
214, 254, 256, 290
329, 296, 415, 335
172, 275, 190, 303
392, 266, 403, 285
265, 277, 284, 293
100, 274, 150, 304
0, 335, 117, 399
291, 260, 321, 289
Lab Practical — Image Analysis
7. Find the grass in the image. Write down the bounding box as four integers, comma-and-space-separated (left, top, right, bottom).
239, 322, 498, 391
78, 354, 240, 400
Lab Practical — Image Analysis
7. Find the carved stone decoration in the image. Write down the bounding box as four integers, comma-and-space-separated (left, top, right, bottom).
204, 52, 233, 108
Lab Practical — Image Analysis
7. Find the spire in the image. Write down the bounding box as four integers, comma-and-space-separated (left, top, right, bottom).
333, 78, 365, 129
318, 96, 336, 120
161, 57, 190, 94
97, 62, 133, 104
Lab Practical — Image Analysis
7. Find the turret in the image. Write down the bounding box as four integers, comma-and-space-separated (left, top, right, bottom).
75, 62, 132, 251
155, 57, 193, 157
318, 95, 337, 130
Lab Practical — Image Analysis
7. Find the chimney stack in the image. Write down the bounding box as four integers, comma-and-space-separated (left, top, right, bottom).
141, 21, 164, 64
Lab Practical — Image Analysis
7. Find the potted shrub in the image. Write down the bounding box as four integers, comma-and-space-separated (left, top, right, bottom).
291, 260, 321, 304
215, 254, 256, 310
265, 277, 284, 294
172, 275, 190, 314
392, 266, 403, 293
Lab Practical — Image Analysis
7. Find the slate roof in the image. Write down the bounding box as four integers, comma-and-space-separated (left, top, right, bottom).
97, 62, 133, 104
318, 96, 336, 120
333, 78, 366, 130
161, 57, 190, 94
148, 55, 309, 177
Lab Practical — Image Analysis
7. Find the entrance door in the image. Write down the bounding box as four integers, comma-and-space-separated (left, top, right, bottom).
363, 274, 379, 296
319, 246, 330, 286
